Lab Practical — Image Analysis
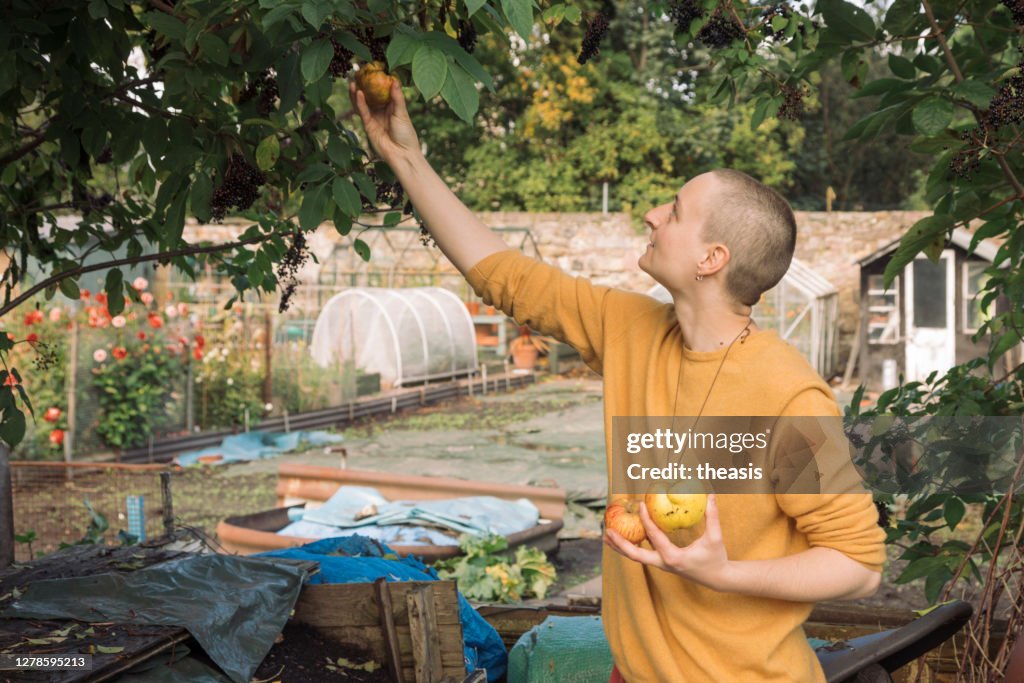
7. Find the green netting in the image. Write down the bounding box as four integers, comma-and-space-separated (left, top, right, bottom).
507, 616, 613, 683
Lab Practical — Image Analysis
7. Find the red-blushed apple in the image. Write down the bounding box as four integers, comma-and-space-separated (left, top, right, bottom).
604, 495, 647, 544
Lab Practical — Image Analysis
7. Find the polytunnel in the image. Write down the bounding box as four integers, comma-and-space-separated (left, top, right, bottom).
310, 287, 478, 389
646, 257, 840, 378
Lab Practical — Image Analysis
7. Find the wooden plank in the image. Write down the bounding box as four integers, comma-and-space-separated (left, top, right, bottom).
375, 577, 405, 683
292, 581, 465, 681
407, 585, 444, 683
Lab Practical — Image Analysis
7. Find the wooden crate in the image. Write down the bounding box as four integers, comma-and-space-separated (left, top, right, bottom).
293, 579, 467, 683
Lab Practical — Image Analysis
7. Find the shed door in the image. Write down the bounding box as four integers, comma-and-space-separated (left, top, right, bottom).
905, 251, 955, 381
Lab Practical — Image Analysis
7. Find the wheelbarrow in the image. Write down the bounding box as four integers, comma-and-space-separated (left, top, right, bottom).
815, 599, 973, 682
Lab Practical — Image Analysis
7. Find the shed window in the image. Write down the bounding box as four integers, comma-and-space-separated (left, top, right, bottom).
964, 261, 993, 333
867, 274, 899, 345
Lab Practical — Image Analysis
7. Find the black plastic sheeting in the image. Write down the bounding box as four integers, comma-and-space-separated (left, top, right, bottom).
0, 554, 308, 683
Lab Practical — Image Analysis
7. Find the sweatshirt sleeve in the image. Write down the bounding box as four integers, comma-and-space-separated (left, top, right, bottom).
466, 249, 659, 374
772, 387, 888, 573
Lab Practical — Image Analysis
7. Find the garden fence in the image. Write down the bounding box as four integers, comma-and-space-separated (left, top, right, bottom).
8, 462, 215, 563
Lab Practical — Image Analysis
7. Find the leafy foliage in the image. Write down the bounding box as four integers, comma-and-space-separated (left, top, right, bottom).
433, 533, 557, 603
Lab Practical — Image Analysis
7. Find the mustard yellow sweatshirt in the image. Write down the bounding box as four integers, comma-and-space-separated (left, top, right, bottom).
467, 249, 887, 683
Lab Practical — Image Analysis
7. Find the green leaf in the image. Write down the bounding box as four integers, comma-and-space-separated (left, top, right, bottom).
262, 4, 295, 29
353, 238, 371, 262
332, 177, 362, 218
882, 214, 954, 286
105, 269, 125, 316
951, 80, 997, 109
333, 31, 372, 62
294, 163, 332, 185
299, 184, 329, 231
383, 211, 402, 227
301, 39, 334, 84
817, 0, 876, 42
190, 173, 213, 222
326, 136, 350, 169
0, 408, 26, 447
465, 0, 487, 16
912, 97, 953, 136
440, 64, 479, 124
897, 555, 945, 584
144, 12, 186, 42
387, 29, 421, 68
247, 260, 263, 288
750, 96, 771, 131
943, 497, 965, 530
58, 278, 80, 300
501, 0, 534, 39
198, 33, 230, 66
95, 645, 124, 654
301, 1, 325, 28
883, 0, 920, 33
256, 135, 280, 171
913, 53, 942, 75
888, 54, 916, 79
412, 46, 448, 100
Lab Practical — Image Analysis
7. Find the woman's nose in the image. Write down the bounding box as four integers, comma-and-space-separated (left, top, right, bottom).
643, 204, 666, 228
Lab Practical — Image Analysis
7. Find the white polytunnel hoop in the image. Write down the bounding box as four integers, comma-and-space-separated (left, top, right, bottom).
646, 257, 840, 378
309, 287, 479, 389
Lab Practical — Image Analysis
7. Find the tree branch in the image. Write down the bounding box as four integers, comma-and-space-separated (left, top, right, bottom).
921, 0, 1024, 198
0, 127, 48, 168
0, 229, 296, 318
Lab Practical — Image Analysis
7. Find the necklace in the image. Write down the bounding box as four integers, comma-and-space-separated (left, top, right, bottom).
669, 319, 753, 444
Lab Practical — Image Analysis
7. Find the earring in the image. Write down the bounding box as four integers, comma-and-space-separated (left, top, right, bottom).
695, 272, 703, 281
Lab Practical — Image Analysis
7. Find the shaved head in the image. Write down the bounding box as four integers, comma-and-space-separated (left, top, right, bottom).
702, 169, 796, 306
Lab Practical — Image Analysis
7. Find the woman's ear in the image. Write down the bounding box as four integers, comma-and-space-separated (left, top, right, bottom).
699, 244, 731, 276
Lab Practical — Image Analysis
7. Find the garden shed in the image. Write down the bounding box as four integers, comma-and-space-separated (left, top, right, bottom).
856, 227, 1012, 390
647, 258, 840, 378
310, 287, 478, 390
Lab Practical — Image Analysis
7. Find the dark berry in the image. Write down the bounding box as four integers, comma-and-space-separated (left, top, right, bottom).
669, 0, 706, 34
1002, 0, 1024, 25
577, 13, 610, 65
777, 83, 806, 120
210, 155, 265, 222
329, 37, 354, 79
697, 9, 745, 49
760, 3, 792, 41
240, 71, 279, 116
277, 232, 309, 312
457, 19, 478, 54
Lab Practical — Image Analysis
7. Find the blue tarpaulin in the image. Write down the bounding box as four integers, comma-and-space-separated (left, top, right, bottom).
277, 485, 540, 546
257, 536, 508, 681
174, 430, 343, 466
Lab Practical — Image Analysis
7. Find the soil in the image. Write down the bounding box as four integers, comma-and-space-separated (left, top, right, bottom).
253, 621, 389, 683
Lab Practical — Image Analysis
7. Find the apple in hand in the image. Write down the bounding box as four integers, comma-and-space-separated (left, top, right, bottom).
604, 496, 646, 544
354, 61, 396, 110
644, 482, 708, 533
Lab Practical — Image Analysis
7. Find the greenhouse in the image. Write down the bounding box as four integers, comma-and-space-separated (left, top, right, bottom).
647, 257, 840, 377
310, 287, 479, 390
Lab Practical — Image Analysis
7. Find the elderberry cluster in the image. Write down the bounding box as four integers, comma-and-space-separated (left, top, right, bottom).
669, 0, 705, 34
1003, 0, 1024, 25
982, 62, 1024, 132
457, 19, 478, 54
577, 13, 610, 65
277, 232, 309, 313
210, 156, 265, 222
376, 180, 406, 209
697, 10, 745, 49
760, 3, 791, 40
329, 37, 354, 79
357, 28, 389, 63
777, 83, 806, 120
239, 71, 279, 116
31, 342, 61, 372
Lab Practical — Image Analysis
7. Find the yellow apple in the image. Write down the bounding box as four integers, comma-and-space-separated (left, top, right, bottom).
604, 496, 646, 544
644, 483, 707, 533
354, 61, 396, 110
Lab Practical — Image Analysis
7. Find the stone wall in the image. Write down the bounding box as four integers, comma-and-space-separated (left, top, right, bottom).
183, 210, 929, 369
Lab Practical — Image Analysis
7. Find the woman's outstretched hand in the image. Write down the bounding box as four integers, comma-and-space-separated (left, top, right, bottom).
348, 76, 421, 165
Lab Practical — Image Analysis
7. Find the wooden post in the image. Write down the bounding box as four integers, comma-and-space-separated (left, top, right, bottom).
263, 312, 273, 406
374, 578, 405, 683
64, 319, 78, 480
0, 443, 13, 568
160, 471, 174, 536
406, 585, 443, 683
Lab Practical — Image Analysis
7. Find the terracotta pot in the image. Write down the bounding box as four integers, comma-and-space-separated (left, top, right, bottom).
465, 301, 480, 315
511, 344, 539, 370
